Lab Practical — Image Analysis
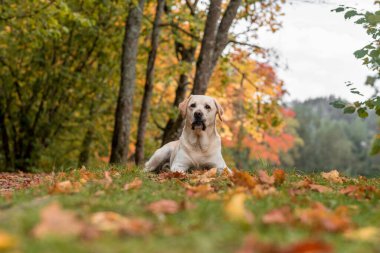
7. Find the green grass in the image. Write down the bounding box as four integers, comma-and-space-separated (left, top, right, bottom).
1, 166, 380, 253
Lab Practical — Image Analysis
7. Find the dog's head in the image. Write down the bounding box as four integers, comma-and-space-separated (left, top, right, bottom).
179, 95, 224, 131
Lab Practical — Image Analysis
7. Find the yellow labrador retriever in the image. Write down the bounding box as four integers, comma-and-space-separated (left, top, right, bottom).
144, 95, 227, 173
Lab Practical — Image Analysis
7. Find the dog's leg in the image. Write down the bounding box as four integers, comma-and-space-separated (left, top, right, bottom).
144, 143, 174, 172
169, 148, 191, 173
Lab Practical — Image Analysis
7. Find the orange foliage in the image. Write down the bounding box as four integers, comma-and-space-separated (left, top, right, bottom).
209, 50, 295, 165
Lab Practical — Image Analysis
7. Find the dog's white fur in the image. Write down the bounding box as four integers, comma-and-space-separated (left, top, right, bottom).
144, 95, 227, 173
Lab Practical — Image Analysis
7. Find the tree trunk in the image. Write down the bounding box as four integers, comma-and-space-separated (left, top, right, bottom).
161, 48, 195, 145
135, 0, 165, 165
192, 0, 241, 95
0, 112, 12, 170
110, 0, 145, 165
192, 0, 222, 95
78, 128, 94, 167
162, 0, 241, 144
78, 104, 95, 167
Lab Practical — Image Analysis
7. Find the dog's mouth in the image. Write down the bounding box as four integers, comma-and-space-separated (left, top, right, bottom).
191, 120, 206, 131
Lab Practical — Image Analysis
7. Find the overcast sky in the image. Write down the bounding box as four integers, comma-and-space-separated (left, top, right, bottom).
256, 0, 377, 102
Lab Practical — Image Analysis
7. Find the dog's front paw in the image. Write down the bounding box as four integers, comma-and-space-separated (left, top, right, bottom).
143, 162, 155, 172
170, 165, 188, 173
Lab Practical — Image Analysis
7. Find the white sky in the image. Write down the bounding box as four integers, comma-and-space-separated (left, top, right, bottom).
255, 0, 377, 102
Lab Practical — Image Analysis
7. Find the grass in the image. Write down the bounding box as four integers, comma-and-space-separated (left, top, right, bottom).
0, 166, 380, 253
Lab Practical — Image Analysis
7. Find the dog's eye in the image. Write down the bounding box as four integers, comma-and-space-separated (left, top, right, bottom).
190, 103, 196, 108
205, 104, 211, 110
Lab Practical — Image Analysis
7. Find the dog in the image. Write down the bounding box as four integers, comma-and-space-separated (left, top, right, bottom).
144, 95, 228, 173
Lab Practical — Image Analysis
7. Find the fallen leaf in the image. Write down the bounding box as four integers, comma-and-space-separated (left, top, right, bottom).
78, 167, 97, 183
49, 180, 79, 194
90, 212, 153, 236
273, 169, 286, 186
90, 212, 125, 231
104, 171, 113, 188
193, 168, 218, 183
292, 178, 312, 189
340, 185, 379, 199
203, 167, 218, 178
158, 171, 187, 181
236, 234, 332, 253
224, 193, 254, 223
344, 226, 380, 242
321, 170, 344, 183
119, 218, 153, 236
124, 177, 142, 191
295, 202, 351, 232
32, 202, 85, 238
251, 184, 277, 198
180, 182, 215, 198
258, 170, 275, 185
281, 240, 333, 253
230, 169, 257, 189
309, 184, 333, 193
146, 199, 180, 214
262, 206, 293, 224
340, 185, 358, 195
0, 231, 17, 250
236, 235, 274, 253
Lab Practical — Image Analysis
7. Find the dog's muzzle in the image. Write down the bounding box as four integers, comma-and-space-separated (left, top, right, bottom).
192, 111, 206, 130
191, 120, 206, 131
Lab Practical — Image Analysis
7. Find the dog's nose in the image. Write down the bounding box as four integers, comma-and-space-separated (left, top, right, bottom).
194, 111, 203, 120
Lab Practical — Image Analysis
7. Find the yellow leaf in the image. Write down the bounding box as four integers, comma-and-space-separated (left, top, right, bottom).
224, 193, 254, 223
344, 227, 380, 242
0, 231, 17, 250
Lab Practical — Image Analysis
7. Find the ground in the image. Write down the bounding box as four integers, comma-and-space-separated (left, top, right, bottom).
0, 166, 379, 253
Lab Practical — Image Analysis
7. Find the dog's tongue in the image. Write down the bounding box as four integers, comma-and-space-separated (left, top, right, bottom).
192, 121, 206, 131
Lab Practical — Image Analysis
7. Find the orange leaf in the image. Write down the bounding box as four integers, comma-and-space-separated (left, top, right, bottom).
292, 178, 312, 189
257, 170, 275, 185
146, 199, 180, 214
273, 169, 286, 185
321, 170, 344, 183
124, 177, 142, 191
309, 184, 333, 193
262, 206, 293, 224
295, 202, 351, 232
49, 180, 81, 194
230, 169, 257, 189
32, 202, 85, 238
180, 182, 215, 198
90, 211, 153, 236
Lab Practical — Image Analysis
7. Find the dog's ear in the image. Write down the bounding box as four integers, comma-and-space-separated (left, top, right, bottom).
214, 99, 224, 122
179, 95, 192, 118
